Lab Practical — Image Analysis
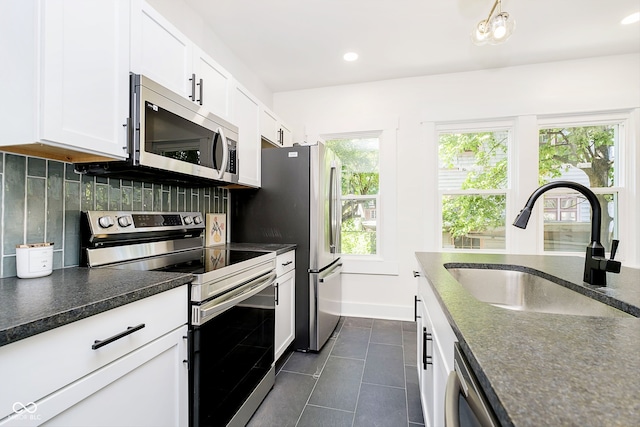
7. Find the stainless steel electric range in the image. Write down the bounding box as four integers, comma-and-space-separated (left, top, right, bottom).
81, 211, 276, 427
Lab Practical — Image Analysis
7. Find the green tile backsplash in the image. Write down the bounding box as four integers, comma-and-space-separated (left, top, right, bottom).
0, 151, 228, 278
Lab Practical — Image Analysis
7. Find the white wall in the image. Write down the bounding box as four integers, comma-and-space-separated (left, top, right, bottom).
273, 54, 640, 321
145, 0, 273, 107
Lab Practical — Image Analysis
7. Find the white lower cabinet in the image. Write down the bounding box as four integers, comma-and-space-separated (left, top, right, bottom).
38, 325, 188, 427
415, 270, 456, 427
0, 286, 188, 426
275, 250, 296, 361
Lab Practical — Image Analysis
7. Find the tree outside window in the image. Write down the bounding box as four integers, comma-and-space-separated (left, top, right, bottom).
325, 137, 379, 255
438, 130, 509, 250
539, 124, 619, 252
437, 121, 621, 253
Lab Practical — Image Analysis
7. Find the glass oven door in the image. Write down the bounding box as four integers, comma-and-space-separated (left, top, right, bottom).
191, 275, 276, 427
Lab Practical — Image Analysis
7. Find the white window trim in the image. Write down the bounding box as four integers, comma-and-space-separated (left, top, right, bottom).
435, 121, 514, 253
536, 112, 630, 259
307, 117, 399, 276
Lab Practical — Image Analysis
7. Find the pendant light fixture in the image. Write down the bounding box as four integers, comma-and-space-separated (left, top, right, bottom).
471, 0, 515, 45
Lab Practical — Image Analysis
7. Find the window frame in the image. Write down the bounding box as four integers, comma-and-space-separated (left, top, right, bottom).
312, 117, 398, 275
536, 112, 627, 257
436, 120, 514, 253
325, 135, 381, 257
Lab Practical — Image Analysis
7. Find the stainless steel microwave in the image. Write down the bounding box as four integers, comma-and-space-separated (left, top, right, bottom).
75, 74, 239, 186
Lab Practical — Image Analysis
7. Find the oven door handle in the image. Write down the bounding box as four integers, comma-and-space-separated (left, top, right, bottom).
199, 272, 277, 322
445, 363, 496, 427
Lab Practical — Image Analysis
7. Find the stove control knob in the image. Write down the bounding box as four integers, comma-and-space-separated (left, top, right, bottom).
183, 216, 193, 225
193, 215, 203, 225
117, 216, 132, 228
98, 216, 115, 229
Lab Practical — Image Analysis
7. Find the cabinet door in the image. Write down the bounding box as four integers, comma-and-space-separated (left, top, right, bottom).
40, 0, 130, 159
280, 123, 293, 147
260, 108, 279, 144
131, 0, 192, 98
26, 326, 189, 427
233, 84, 261, 187
417, 299, 435, 427
275, 269, 295, 361
193, 47, 232, 120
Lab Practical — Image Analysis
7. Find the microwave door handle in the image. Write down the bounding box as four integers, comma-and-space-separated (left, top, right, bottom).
216, 127, 229, 180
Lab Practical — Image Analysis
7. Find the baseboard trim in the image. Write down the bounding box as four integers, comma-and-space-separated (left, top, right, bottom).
341, 301, 413, 321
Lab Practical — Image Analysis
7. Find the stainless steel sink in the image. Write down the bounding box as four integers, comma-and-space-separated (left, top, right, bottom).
446, 267, 633, 318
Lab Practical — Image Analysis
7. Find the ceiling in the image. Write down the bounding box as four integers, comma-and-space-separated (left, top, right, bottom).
184, 0, 640, 93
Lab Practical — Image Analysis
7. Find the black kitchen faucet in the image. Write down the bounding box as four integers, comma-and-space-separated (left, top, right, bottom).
513, 181, 621, 287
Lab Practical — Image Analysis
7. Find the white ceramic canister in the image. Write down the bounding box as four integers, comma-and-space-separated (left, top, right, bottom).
16, 243, 54, 279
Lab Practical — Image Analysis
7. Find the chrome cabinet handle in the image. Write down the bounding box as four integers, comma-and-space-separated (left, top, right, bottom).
275, 282, 280, 305
414, 296, 422, 322
281, 260, 293, 267
189, 73, 196, 101
413, 270, 421, 278
197, 78, 203, 105
92, 323, 145, 350
423, 327, 433, 370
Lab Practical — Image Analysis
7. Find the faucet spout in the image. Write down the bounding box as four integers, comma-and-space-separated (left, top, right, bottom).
513, 181, 619, 287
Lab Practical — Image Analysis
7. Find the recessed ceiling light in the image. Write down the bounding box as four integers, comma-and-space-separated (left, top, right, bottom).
621, 12, 640, 25
343, 52, 358, 62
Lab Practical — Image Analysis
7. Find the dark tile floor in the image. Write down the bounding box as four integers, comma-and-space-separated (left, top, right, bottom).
247, 317, 425, 427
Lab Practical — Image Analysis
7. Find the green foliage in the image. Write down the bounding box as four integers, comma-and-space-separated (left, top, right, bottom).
341, 217, 376, 254
327, 138, 379, 195
539, 126, 615, 187
442, 195, 506, 238
440, 126, 616, 248
439, 132, 508, 244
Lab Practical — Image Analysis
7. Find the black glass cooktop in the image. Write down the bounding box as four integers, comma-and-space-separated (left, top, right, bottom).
152, 248, 270, 275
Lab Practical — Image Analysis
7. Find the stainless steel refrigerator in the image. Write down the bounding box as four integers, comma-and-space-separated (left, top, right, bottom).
231, 143, 342, 352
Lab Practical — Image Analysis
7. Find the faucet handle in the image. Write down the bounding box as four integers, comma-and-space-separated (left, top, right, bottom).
610, 239, 619, 260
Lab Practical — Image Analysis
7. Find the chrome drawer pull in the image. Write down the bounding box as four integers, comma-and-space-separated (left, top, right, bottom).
92, 323, 146, 350
281, 260, 293, 266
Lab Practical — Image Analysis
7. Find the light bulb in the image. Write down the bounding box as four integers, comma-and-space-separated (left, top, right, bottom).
488, 12, 515, 45
471, 20, 490, 46
491, 13, 507, 39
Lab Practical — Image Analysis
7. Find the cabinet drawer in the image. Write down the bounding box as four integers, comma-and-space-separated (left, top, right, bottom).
276, 250, 295, 276
0, 286, 187, 419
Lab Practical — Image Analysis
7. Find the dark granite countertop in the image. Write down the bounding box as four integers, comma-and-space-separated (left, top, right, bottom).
0, 268, 193, 348
225, 242, 297, 255
415, 252, 640, 427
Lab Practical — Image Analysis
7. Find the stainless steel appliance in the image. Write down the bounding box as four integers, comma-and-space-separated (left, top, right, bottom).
445, 343, 498, 427
75, 74, 239, 186
231, 142, 343, 352
81, 211, 276, 427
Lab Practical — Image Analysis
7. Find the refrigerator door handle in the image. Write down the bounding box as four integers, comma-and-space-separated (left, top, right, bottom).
319, 263, 343, 283
329, 165, 337, 253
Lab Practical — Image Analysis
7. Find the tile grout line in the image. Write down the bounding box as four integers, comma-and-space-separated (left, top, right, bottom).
350, 322, 373, 427
293, 319, 344, 427
403, 326, 411, 427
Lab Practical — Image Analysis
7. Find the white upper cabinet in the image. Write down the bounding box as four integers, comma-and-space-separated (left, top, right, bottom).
0, 0, 130, 161
131, 0, 232, 121
261, 107, 293, 148
193, 47, 233, 120
232, 82, 261, 187
130, 0, 192, 98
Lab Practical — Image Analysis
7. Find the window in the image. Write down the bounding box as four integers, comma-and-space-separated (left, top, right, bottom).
326, 137, 379, 255
538, 122, 621, 253
438, 126, 511, 250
